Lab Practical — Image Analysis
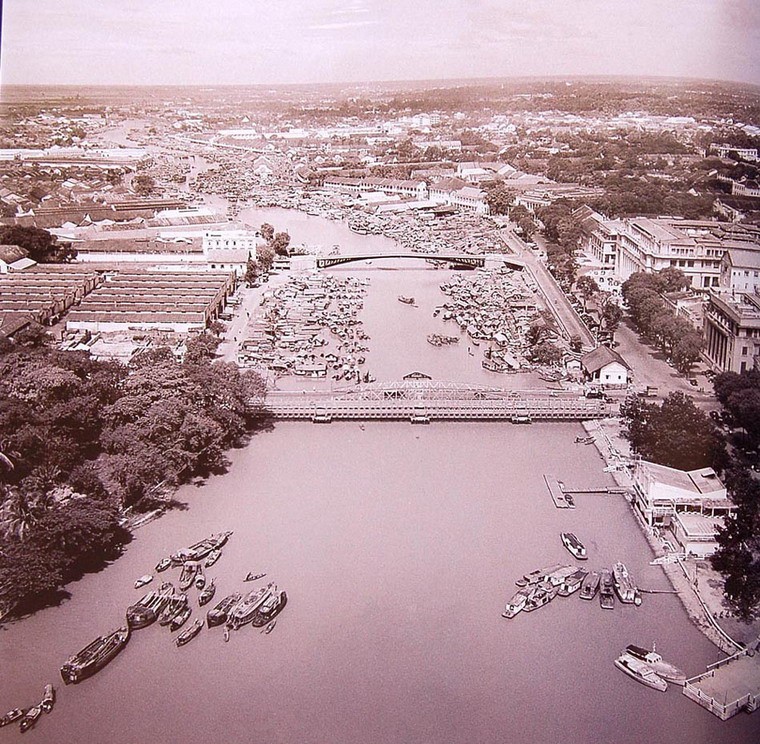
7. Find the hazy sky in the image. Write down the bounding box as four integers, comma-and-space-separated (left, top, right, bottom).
1, 0, 759, 86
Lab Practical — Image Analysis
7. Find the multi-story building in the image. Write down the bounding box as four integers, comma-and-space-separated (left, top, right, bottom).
709, 143, 759, 161
703, 289, 760, 373
720, 248, 760, 293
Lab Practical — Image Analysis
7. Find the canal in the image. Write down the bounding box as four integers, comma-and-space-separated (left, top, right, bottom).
1, 209, 758, 743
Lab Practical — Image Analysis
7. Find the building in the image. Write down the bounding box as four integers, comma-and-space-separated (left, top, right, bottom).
703, 289, 760, 373
720, 248, 760, 292
580, 345, 631, 386
709, 143, 759, 161
632, 460, 734, 557
0, 245, 33, 273
448, 186, 489, 214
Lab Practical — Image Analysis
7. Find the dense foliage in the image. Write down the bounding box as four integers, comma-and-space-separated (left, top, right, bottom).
713, 369, 760, 452
535, 201, 582, 288
0, 329, 266, 618
0, 225, 77, 263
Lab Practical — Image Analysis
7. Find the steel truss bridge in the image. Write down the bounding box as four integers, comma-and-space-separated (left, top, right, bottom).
264, 380, 609, 423
315, 253, 524, 270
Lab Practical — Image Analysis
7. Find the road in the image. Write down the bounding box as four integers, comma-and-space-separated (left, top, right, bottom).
498, 225, 596, 347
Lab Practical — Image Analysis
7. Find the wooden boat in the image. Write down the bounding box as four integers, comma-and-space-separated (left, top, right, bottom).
558, 568, 588, 597
134, 574, 153, 589
176, 619, 203, 647
60, 627, 130, 685
155, 558, 172, 573
198, 579, 216, 607
516, 564, 564, 588
227, 585, 273, 630
126, 589, 173, 629
615, 653, 668, 692
170, 606, 192, 632
625, 644, 687, 685
522, 582, 558, 612
579, 571, 600, 600
397, 296, 415, 305
502, 588, 531, 619
612, 562, 639, 604
263, 620, 277, 634
599, 570, 615, 610
251, 588, 288, 627
41, 684, 55, 713
560, 532, 587, 560
204, 549, 222, 568
18, 706, 41, 733
244, 572, 266, 582
158, 594, 188, 626
207, 592, 241, 628
0, 709, 25, 728
179, 562, 198, 591
194, 569, 206, 591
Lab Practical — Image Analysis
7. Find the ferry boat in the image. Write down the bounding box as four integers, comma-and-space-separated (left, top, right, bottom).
251, 587, 288, 627
614, 653, 668, 692
18, 706, 42, 733
612, 562, 638, 604
558, 568, 588, 597
522, 582, 558, 612
579, 571, 600, 600
502, 588, 531, 619
599, 570, 615, 610
179, 562, 198, 591
41, 684, 55, 713
560, 532, 587, 560
0, 709, 26, 728
207, 592, 242, 628
625, 644, 687, 685
176, 619, 204, 647
227, 584, 274, 630
60, 627, 130, 685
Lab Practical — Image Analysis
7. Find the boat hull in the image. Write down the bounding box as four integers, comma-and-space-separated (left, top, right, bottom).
615, 655, 668, 692
251, 591, 288, 627
60, 628, 130, 685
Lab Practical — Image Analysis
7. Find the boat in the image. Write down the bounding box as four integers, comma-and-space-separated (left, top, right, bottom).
599, 570, 615, 610
502, 588, 531, 619
227, 584, 273, 630
544, 565, 581, 587
0, 709, 25, 728
522, 582, 558, 612
170, 605, 192, 632
244, 572, 266, 582
179, 562, 198, 591
560, 532, 587, 560
558, 568, 588, 597
516, 564, 564, 587
155, 558, 172, 573
263, 620, 277, 634
171, 532, 232, 564
126, 589, 172, 629
18, 706, 42, 733
198, 579, 216, 607
204, 549, 222, 568
397, 296, 415, 305
40, 684, 55, 713
614, 653, 668, 692
60, 627, 130, 685
625, 645, 687, 685
134, 574, 153, 589
194, 568, 206, 591
612, 562, 638, 604
579, 571, 601, 600
207, 592, 241, 628
250, 587, 288, 627
158, 594, 188, 626
176, 619, 204, 647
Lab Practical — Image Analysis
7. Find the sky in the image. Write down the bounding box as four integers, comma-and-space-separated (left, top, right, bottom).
1, 0, 759, 87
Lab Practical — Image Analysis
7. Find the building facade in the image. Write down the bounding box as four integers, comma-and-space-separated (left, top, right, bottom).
703, 289, 760, 373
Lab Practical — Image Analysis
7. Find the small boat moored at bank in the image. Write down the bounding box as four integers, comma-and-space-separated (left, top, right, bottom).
560, 532, 587, 560
18, 706, 42, 733
155, 558, 172, 573
134, 574, 153, 589
625, 644, 687, 685
60, 627, 130, 685
614, 653, 668, 692
176, 619, 204, 647
599, 570, 615, 610
612, 562, 641, 605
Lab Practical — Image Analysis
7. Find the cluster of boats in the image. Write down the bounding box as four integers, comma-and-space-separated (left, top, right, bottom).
615, 645, 687, 692
503, 560, 641, 619
1, 684, 55, 734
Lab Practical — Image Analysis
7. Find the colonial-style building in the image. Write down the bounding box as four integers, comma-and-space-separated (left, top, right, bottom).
703, 289, 760, 373
580, 345, 631, 386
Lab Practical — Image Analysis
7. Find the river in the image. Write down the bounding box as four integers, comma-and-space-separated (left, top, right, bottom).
1, 210, 758, 743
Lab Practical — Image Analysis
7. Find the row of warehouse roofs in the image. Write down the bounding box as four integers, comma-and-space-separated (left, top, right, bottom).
0, 266, 236, 338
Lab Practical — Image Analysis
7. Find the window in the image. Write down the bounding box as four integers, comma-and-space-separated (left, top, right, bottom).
742, 347, 748, 356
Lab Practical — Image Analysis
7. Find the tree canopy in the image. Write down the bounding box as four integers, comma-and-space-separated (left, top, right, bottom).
0, 225, 77, 263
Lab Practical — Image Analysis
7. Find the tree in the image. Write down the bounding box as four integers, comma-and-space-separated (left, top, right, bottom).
244, 257, 259, 286
256, 244, 275, 273
0, 225, 76, 263
529, 341, 563, 366
601, 302, 623, 333
575, 276, 599, 310
133, 174, 155, 196
271, 232, 291, 256
672, 331, 703, 374
260, 223, 274, 242
484, 183, 515, 215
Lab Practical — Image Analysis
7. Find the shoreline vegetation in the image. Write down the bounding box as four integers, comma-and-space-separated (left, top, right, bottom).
0, 326, 267, 622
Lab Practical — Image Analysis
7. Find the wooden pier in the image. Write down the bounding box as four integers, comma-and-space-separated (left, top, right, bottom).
264, 381, 609, 423
683, 647, 760, 720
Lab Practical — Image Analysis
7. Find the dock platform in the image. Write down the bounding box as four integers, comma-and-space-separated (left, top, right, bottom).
683, 648, 760, 720
544, 475, 575, 509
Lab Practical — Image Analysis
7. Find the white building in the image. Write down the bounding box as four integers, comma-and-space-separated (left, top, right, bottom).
580, 345, 630, 386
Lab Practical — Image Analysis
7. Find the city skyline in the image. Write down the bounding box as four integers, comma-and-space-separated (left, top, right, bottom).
1, 0, 760, 87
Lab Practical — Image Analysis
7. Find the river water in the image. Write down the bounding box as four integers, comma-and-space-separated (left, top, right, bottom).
1, 209, 758, 743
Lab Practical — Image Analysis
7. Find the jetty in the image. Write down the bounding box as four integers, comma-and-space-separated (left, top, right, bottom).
544, 475, 575, 509
683, 647, 760, 719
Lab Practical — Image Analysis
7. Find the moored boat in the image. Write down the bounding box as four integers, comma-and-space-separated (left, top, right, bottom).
263, 620, 277, 634
227, 584, 273, 630
158, 594, 188, 626
18, 706, 41, 733
155, 558, 172, 573
60, 627, 130, 685
244, 572, 266, 582
522, 582, 558, 612
176, 618, 203, 647
625, 645, 687, 685
207, 592, 241, 628
204, 549, 222, 568
599, 570, 615, 610
0, 709, 25, 728
198, 579, 216, 607
179, 562, 198, 591
560, 532, 587, 560
614, 653, 668, 692
194, 568, 206, 591
516, 563, 564, 587
558, 568, 587, 597
612, 562, 637, 604
544, 565, 581, 587
397, 296, 415, 305
579, 571, 600, 600
41, 684, 55, 713
170, 605, 192, 632
250, 588, 288, 627
502, 588, 531, 619
134, 574, 153, 589
126, 589, 172, 629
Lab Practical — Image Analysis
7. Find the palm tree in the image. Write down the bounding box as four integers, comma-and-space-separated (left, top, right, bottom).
0, 487, 53, 542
